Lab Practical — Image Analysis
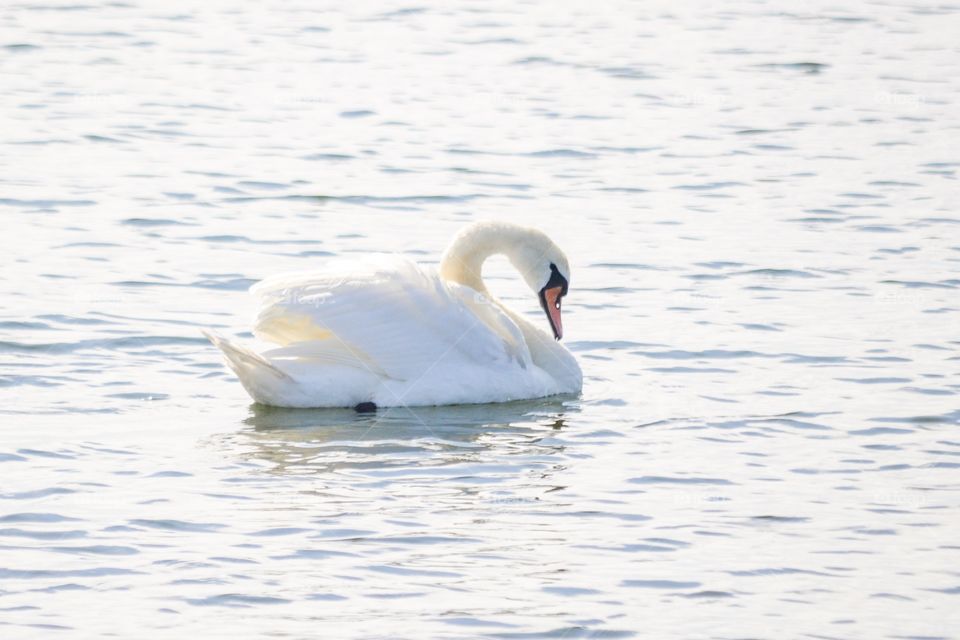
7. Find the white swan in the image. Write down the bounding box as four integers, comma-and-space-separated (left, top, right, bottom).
204, 221, 582, 408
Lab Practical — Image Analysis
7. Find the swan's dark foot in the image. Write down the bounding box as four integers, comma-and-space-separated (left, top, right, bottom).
354, 401, 377, 413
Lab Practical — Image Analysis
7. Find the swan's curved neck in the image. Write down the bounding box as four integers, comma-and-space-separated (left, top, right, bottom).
439, 222, 528, 292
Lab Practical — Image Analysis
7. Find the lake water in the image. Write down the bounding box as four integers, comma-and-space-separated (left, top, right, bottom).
2, 0, 959, 637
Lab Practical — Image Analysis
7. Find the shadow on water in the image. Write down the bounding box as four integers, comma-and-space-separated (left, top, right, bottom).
230, 396, 581, 474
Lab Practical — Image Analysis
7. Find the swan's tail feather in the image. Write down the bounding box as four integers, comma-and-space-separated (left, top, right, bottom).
201, 330, 293, 382
203, 330, 383, 408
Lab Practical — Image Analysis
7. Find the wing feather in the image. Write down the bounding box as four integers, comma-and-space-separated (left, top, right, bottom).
251, 257, 529, 381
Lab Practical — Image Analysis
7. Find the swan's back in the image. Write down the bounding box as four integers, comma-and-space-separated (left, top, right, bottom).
253, 257, 528, 377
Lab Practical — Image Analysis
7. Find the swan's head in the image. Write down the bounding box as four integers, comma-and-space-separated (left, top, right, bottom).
509, 232, 571, 341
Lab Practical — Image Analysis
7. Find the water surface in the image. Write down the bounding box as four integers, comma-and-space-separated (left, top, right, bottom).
2, 0, 959, 638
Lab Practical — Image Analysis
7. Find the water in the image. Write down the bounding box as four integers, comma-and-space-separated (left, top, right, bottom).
2, 0, 959, 637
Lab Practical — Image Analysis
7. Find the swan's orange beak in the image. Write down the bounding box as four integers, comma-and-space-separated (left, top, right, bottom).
539, 264, 568, 341
540, 285, 564, 340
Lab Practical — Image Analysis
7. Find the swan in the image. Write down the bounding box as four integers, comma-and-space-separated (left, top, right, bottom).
204, 220, 582, 409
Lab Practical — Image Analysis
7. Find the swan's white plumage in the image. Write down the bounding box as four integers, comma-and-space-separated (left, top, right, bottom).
253, 258, 527, 380
207, 222, 583, 408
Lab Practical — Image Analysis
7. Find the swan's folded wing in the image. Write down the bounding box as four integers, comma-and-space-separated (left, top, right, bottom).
251, 257, 530, 381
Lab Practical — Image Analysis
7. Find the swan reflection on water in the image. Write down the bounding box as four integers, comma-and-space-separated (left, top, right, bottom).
230, 397, 580, 475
